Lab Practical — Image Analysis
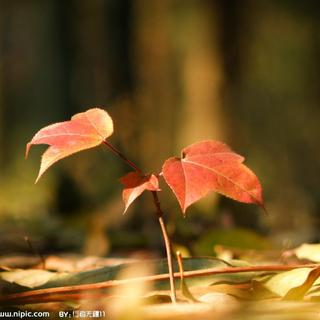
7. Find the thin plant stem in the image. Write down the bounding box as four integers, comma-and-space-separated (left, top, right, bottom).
152, 191, 177, 303
102, 140, 142, 173
176, 251, 198, 302
24, 236, 46, 269
176, 251, 184, 280
102, 139, 177, 303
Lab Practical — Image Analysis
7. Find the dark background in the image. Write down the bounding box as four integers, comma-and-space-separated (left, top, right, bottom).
0, 0, 319, 257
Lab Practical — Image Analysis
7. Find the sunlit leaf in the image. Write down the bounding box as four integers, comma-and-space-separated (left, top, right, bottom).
120, 172, 160, 213
261, 268, 320, 297
26, 108, 113, 182
162, 140, 264, 214
1, 269, 67, 289
284, 267, 320, 300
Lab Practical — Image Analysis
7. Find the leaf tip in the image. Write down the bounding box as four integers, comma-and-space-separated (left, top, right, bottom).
122, 198, 131, 215
181, 205, 188, 217
34, 173, 42, 184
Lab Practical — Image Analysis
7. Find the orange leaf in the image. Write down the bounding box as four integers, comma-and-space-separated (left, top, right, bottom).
162, 140, 264, 215
120, 172, 160, 213
26, 108, 113, 182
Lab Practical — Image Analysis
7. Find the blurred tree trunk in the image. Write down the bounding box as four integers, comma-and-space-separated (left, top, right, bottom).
132, 0, 226, 167
132, 1, 226, 213
131, 0, 227, 248
131, 0, 175, 249
174, 0, 227, 214
132, 0, 177, 173
174, 1, 226, 148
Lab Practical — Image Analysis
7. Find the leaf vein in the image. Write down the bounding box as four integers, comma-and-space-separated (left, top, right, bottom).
185, 160, 259, 203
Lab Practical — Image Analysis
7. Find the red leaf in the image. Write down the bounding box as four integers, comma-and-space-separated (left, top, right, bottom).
26, 108, 113, 183
162, 140, 264, 214
120, 172, 160, 213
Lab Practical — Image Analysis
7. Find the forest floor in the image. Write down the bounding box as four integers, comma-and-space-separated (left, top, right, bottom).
1, 243, 320, 319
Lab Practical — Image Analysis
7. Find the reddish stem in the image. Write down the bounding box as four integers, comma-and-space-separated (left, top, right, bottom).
102, 140, 177, 303
103, 140, 142, 173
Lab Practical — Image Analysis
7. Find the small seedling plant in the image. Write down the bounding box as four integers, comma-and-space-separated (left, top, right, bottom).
26, 108, 264, 303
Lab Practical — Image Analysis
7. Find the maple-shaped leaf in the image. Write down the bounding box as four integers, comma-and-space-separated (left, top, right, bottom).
26, 108, 113, 182
162, 140, 264, 214
120, 172, 160, 213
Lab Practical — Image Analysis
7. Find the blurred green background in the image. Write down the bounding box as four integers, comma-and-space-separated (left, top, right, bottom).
0, 0, 319, 258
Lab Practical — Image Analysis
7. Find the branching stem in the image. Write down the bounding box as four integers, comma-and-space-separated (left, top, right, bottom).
102, 140, 177, 303
103, 140, 142, 174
